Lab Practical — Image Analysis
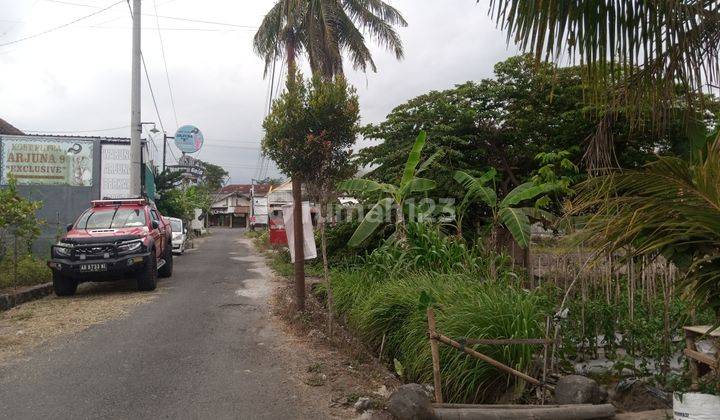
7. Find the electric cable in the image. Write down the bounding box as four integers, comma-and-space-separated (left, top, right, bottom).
0, 0, 123, 47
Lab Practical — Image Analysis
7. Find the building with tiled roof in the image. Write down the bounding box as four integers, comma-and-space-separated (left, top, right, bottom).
0, 118, 24, 135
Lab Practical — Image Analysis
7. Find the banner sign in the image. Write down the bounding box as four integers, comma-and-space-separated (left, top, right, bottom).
0, 136, 93, 186
174, 125, 203, 154
100, 144, 131, 198
252, 196, 268, 225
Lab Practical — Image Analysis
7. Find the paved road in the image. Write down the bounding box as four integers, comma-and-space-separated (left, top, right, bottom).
0, 229, 319, 420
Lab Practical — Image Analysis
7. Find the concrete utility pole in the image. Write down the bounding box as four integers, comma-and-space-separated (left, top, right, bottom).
129, 0, 142, 196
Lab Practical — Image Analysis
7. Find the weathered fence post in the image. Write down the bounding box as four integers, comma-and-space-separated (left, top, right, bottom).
427, 307, 443, 403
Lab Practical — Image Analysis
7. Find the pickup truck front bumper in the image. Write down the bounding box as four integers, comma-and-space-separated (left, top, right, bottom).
48, 252, 151, 281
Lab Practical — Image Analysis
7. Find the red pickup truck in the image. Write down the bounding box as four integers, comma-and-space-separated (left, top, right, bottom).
48, 198, 173, 296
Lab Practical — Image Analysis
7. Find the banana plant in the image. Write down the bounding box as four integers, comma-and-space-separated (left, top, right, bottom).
454, 169, 557, 249
340, 131, 439, 247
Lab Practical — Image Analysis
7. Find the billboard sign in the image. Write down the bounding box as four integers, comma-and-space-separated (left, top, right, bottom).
0, 136, 93, 186
100, 144, 131, 198
174, 125, 203, 154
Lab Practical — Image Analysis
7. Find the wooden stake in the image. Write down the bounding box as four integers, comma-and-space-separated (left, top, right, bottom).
431, 332, 549, 389
427, 307, 444, 403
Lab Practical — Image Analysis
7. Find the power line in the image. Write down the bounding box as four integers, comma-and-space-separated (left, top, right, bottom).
94, 10, 256, 29
150, 15, 256, 28
1, 0, 41, 38
45, 0, 180, 9
0, 0, 123, 48
87, 26, 252, 32
153, 0, 179, 128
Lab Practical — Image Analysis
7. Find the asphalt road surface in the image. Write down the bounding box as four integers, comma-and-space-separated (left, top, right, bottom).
0, 229, 320, 420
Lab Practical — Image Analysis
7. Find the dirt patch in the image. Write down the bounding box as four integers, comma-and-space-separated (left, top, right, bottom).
269, 276, 400, 419
0, 279, 158, 365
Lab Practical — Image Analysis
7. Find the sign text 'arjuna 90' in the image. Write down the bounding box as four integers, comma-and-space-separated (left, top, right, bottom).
1, 136, 94, 186
174, 125, 204, 154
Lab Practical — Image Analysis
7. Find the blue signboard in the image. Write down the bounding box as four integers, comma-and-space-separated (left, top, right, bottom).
174, 125, 204, 154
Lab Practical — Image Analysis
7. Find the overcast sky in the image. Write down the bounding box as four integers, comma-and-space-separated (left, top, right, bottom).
0, 0, 518, 184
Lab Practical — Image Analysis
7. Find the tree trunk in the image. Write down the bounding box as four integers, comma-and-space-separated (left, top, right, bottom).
292, 176, 305, 312
319, 199, 334, 335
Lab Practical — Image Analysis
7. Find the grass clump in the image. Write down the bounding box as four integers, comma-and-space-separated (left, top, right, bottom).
0, 254, 51, 291
331, 268, 544, 403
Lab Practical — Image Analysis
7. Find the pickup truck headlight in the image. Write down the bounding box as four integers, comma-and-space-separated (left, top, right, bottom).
54, 245, 72, 258
117, 240, 143, 254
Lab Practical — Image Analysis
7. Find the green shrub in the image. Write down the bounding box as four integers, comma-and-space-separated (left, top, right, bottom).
316, 221, 392, 267
0, 254, 51, 290
331, 269, 544, 403
362, 222, 515, 280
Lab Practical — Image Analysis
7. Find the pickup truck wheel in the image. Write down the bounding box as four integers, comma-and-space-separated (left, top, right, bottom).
137, 251, 158, 291
158, 244, 173, 278
53, 272, 78, 296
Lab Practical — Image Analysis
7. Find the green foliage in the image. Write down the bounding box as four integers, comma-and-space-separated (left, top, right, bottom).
571, 137, 720, 316
331, 269, 543, 403
488, 1, 720, 118
315, 221, 391, 267
262, 73, 360, 183
532, 149, 581, 197
540, 273, 715, 382
0, 176, 43, 258
340, 132, 437, 246
253, 0, 406, 78
454, 169, 557, 248
155, 185, 211, 223
0, 254, 51, 290
361, 222, 513, 279
197, 160, 229, 191
360, 55, 714, 197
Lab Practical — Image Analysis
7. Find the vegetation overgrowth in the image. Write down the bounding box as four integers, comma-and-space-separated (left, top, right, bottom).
0, 177, 49, 291
251, 7, 720, 397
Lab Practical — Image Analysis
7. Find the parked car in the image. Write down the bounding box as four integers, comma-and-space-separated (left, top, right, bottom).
47, 198, 173, 296
167, 217, 187, 254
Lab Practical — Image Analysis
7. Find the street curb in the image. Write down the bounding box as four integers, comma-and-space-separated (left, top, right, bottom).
0, 283, 53, 311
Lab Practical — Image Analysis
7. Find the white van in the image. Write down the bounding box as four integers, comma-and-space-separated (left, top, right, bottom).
167, 217, 187, 254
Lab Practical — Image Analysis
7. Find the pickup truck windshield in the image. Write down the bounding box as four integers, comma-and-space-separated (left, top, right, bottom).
75, 208, 146, 229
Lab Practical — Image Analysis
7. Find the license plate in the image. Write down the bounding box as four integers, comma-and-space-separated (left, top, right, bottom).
80, 263, 107, 272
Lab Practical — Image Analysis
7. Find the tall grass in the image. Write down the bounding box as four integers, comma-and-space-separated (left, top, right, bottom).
331, 268, 544, 403
362, 222, 515, 280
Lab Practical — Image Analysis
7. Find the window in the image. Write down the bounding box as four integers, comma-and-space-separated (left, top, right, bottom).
75, 208, 146, 229
170, 220, 182, 232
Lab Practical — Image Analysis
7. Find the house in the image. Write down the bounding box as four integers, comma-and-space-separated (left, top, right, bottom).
212, 183, 273, 228
209, 189, 251, 228
0, 117, 24, 135
266, 180, 320, 226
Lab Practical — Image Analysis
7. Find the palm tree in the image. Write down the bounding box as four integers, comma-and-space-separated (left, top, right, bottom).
253, 0, 406, 312
487, 1, 720, 169
253, 0, 407, 79
570, 136, 720, 317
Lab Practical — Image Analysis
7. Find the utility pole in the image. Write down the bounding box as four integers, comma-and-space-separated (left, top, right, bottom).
162, 134, 174, 172
129, 0, 142, 196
